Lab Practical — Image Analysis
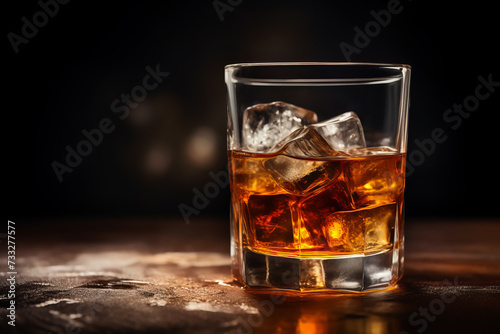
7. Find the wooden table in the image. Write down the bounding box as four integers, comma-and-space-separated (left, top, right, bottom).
1, 218, 499, 333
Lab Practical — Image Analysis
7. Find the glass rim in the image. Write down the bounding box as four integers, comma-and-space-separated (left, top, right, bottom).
225, 62, 411, 85
225, 61, 411, 70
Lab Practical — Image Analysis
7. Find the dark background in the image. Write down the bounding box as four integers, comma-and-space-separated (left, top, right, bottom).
5, 0, 499, 223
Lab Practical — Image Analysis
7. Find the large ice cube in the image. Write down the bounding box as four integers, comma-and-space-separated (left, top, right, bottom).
322, 204, 396, 254
299, 180, 356, 250
263, 156, 340, 195
344, 147, 404, 208
247, 194, 295, 249
310, 111, 366, 151
270, 126, 337, 157
263, 127, 342, 195
242, 101, 318, 153
230, 151, 282, 194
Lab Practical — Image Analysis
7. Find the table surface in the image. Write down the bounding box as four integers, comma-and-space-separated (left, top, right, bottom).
1, 218, 499, 334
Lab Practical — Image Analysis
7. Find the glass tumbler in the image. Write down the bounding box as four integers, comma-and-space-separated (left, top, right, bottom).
226, 62, 411, 292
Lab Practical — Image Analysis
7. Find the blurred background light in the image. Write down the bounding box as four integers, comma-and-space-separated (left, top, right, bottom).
144, 143, 171, 176
184, 126, 218, 169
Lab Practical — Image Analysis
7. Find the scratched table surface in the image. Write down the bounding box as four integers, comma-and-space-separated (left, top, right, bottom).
1, 218, 499, 334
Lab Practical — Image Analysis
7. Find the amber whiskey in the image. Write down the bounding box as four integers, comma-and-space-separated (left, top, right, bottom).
229, 147, 405, 261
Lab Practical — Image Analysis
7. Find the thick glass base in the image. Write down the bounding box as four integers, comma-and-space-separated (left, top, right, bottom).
235, 246, 403, 292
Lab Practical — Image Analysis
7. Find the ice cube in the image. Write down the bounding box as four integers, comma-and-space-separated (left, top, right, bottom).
230, 151, 282, 194
270, 126, 337, 157
321, 204, 396, 254
310, 111, 366, 151
259, 111, 365, 195
345, 147, 404, 208
263, 156, 340, 195
247, 194, 296, 249
263, 127, 341, 195
242, 101, 318, 153
299, 180, 355, 250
